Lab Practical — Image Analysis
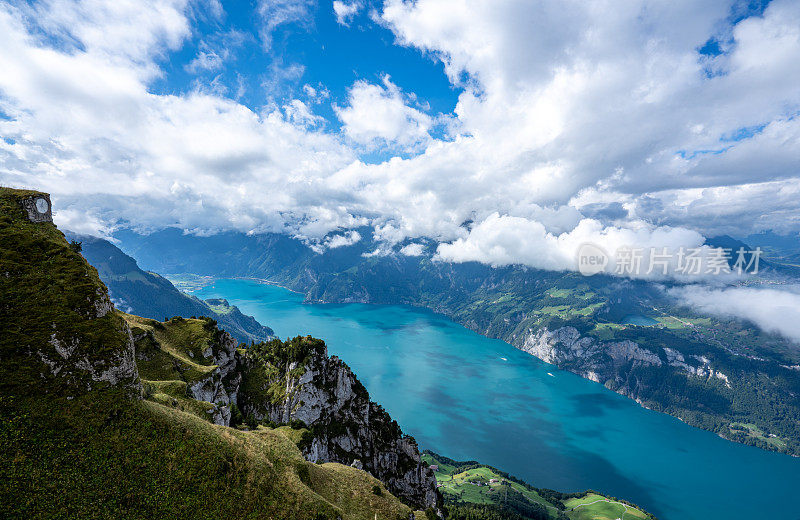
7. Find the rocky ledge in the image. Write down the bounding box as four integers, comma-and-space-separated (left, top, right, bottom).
238, 337, 441, 512
146, 328, 441, 512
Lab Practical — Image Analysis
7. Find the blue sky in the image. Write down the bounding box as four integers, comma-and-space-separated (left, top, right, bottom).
151, 0, 459, 141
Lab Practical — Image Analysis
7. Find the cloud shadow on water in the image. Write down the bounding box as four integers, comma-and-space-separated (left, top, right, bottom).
567, 391, 628, 418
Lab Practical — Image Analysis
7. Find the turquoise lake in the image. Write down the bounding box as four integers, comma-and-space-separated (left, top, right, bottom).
191, 278, 800, 520
620, 314, 659, 326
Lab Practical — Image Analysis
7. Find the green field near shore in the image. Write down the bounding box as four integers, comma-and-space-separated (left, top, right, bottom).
423, 453, 654, 520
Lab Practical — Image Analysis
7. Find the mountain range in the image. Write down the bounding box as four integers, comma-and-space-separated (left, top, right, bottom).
64, 232, 275, 346
112, 227, 800, 456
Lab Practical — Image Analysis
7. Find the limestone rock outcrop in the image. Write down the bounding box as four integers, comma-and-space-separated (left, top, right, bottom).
238, 337, 441, 512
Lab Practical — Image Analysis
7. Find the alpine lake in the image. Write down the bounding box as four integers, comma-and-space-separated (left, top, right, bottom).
189, 278, 800, 520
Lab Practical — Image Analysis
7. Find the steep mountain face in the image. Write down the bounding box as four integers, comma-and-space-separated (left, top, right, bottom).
67, 232, 274, 345
239, 337, 441, 511
127, 313, 244, 425
519, 326, 664, 384
128, 319, 441, 512
518, 326, 732, 388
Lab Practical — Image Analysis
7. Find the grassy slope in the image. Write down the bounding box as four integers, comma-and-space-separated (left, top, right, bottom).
422, 453, 654, 520
0, 188, 134, 395
0, 392, 413, 520
125, 313, 219, 385
0, 187, 413, 520
433, 465, 556, 513
564, 494, 649, 520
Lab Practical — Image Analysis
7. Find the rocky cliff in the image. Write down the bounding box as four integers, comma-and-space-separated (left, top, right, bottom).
186, 326, 242, 425
515, 325, 731, 399
127, 315, 441, 512
237, 336, 441, 511
518, 326, 662, 384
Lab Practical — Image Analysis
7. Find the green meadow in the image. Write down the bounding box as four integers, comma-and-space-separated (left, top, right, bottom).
423, 453, 655, 520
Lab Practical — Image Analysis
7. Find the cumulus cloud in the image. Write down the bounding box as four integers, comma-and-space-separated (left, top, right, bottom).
1, 0, 799, 277
0, 1, 353, 237
399, 242, 425, 256
433, 212, 736, 281
379, 0, 800, 235
309, 230, 362, 252
325, 229, 362, 248
335, 75, 433, 149
671, 285, 800, 344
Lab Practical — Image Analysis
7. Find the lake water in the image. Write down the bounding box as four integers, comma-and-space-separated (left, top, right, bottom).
191, 278, 800, 520
620, 314, 659, 326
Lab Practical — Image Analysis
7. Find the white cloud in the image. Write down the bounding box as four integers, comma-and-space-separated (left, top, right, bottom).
0, 2, 353, 237
434, 212, 730, 281
333, 0, 361, 25
33, 0, 191, 65
672, 285, 800, 343
399, 242, 424, 256
186, 51, 223, 73
335, 75, 433, 149
377, 0, 800, 238
309, 230, 362, 252
185, 30, 248, 74
303, 83, 330, 103
326, 230, 362, 248
261, 60, 307, 100
54, 207, 116, 238
283, 99, 323, 127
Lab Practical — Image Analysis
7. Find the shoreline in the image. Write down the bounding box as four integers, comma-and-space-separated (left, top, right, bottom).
173, 274, 798, 459
166, 273, 305, 296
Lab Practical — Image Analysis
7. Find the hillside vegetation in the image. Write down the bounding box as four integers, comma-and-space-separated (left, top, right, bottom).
1, 392, 414, 520
422, 452, 655, 520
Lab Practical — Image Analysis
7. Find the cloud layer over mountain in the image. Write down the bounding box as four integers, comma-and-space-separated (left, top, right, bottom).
672, 285, 800, 343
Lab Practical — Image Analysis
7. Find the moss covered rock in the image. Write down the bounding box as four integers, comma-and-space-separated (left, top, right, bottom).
0, 188, 139, 398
